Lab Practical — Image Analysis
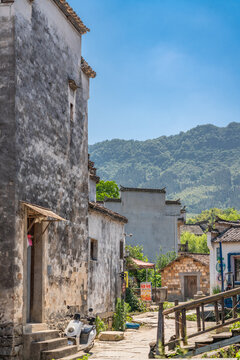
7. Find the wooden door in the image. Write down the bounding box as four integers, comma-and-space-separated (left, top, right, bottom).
184, 276, 197, 300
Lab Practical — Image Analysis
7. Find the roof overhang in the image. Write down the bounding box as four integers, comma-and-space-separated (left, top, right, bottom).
128, 257, 155, 269
22, 201, 67, 222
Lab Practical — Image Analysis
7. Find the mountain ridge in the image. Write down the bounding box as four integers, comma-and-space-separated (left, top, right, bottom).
89, 122, 240, 215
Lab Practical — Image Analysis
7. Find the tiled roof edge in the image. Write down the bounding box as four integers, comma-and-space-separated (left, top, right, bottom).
89, 202, 128, 223
81, 57, 96, 78
52, 0, 90, 35
120, 186, 166, 194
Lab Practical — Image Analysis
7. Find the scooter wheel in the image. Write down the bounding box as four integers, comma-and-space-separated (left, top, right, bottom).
84, 342, 94, 353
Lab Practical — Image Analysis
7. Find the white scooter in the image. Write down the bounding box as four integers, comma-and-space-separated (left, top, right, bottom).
65, 308, 97, 352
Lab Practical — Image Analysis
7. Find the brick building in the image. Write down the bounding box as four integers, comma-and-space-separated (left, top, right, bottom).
161, 253, 210, 301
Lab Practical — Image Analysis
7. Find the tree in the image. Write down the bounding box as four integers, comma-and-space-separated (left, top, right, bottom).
181, 232, 209, 254
96, 180, 120, 201
187, 208, 240, 225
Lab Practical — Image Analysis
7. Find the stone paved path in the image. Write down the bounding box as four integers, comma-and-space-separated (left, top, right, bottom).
89, 311, 216, 360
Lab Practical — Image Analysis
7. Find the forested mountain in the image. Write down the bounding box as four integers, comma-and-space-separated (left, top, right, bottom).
89, 122, 240, 215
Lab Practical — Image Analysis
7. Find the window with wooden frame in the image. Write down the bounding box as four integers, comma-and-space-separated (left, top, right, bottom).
90, 239, 98, 261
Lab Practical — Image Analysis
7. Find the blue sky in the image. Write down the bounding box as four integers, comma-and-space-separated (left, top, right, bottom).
68, 0, 240, 144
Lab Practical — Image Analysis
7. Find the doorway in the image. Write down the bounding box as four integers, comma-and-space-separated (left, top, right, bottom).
184, 275, 197, 300
27, 218, 44, 323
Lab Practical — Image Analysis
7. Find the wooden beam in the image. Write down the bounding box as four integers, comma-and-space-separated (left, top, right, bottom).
163, 287, 240, 315
175, 300, 180, 339
214, 301, 219, 324
165, 317, 240, 347
196, 306, 201, 332
201, 304, 205, 331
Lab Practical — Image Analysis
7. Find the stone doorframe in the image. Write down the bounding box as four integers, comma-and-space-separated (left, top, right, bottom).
179, 272, 201, 300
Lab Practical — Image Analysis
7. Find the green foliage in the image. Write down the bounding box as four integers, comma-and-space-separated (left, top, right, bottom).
187, 207, 240, 225
180, 232, 209, 254
186, 313, 197, 321
126, 244, 148, 262
230, 321, 240, 331
125, 287, 146, 313
126, 245, 151, 286
113, 298, 131, 331
95, 316, 107, 335
156, 250, 177, 270
81, 355, 90, 360
202, 345, 240, 358
96, 180, 119, 201
163, 302, 174, 310
126, 245, 176, 288
212, 285, 221, 294
89, 122, 240, 214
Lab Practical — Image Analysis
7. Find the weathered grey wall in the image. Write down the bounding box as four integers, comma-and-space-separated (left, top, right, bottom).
0, 3, 20, 358
15, 0, 89, 323
88, 210, 124, 314
105, 191, 181, 261
0, 0, 90, 358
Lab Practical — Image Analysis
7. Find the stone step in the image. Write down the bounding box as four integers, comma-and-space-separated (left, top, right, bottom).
25, 330, 60, 342
58, 351, 86, 360
32, 337, 68, 352
195, 339, 214, 348
212, 332, 232, 341
41, 345, 78, 360
24, 323, 48, 334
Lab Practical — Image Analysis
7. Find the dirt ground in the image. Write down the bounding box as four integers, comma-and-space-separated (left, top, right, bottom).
89, 311, 215, 360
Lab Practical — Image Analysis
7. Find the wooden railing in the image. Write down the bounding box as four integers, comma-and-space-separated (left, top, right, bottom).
156, 287, 240, 354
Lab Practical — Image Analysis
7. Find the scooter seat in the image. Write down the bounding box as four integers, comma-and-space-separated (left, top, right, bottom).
82, 325, 94, 334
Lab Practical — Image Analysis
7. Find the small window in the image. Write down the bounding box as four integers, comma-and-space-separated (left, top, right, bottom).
90, 239, 98, 261
70, 103, 74, 122
234, 258, 240, 282
120, 240, 124, 260
216, 247, 220, 261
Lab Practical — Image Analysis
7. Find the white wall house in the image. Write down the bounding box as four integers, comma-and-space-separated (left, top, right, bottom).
105, 186, 185, 261
88, 160, 128, 316
208, 218, 240, 293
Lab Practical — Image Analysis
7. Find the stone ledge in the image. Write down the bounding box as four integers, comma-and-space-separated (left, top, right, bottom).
98, 331, 124, 341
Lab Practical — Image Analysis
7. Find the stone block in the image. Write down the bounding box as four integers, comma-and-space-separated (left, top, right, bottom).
98, 331, 124, 341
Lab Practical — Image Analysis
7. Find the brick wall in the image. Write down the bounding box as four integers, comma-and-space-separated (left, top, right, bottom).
161, 256, 210, 301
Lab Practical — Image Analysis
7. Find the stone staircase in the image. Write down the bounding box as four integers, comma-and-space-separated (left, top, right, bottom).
23, 323, 85, 360
182, 329, 240, 357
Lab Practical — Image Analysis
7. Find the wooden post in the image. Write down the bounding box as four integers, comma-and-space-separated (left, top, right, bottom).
156, 302, 165, 356
201, 303, 205, 331
233, 295, 237, 319
196, 306, 201, 332
175, 300, 180, 339
214, 301, 219, 324
221, 297, 225, 324
181, 308, 187, 345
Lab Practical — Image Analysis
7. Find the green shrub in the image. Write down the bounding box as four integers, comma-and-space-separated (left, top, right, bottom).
95, 316, 107, 335
125, 287, 146, 313
113, 298, 131, 331
230, 321, 240, 331
186, 313, 197, 321
163, 302, 174, 310
212, 285, 221, 294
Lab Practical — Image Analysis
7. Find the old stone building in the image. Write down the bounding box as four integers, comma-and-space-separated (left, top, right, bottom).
105, 186, 185, 261
0, 0, 96, 358
88, 160, 128, 316
161, 253, 210, 301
